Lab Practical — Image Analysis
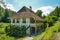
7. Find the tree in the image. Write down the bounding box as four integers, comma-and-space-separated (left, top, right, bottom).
5, 25, 26, 40
43, 6, 60, 27
54, 6, 60, 17
0, 6, 4, 21
42, 15, 46, 19
1, 9, 15, 22
0, 6, 16, 22
0, 0, 5, 21
44, 16, 55, 27
0, 0, 6, 8
1, 9, 9, 22
36, 10, 42, 17
50, 6, 60, 18
0, 0, 7, 22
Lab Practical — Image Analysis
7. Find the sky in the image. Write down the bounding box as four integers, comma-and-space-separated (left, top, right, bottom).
0, 0, 60, 15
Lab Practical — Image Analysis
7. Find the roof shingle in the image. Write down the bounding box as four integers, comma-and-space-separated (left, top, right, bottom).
9, 6, 43, 21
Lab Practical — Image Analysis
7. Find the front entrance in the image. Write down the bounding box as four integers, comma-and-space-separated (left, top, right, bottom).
30, 27, 35, 35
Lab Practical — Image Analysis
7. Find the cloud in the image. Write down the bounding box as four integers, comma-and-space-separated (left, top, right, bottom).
6, 3, 16, 11
0, 3, 16, 11
0, 4, 5, 8
0, 0, 6, 8
0, 0, 5, 2
34, 6, 55, 16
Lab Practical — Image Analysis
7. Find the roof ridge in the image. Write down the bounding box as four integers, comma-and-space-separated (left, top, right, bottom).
17, 6, 29, 13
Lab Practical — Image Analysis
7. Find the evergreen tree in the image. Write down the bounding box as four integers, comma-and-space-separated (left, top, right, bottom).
36, 10, 42, 17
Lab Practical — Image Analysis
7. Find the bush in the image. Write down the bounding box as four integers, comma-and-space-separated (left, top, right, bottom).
58, 18, 60, 22
5, 25, 26, 38
0, 24, 3, 28
58, 28, 60, 32
53, 30, 56, 32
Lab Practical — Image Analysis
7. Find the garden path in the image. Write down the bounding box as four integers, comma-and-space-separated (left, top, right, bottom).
23, 37, 33, 40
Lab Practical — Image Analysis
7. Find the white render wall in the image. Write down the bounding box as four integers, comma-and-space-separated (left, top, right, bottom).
26, 18, 30, 27
19, 18, 23, 26
11, 18, 36, 27
11, 18, 36, 35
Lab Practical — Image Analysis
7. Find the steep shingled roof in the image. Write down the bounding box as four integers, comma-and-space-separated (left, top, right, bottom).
9, 6, 43, 21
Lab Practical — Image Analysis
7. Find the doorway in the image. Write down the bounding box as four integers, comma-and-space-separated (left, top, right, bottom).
30, 27, 35, 35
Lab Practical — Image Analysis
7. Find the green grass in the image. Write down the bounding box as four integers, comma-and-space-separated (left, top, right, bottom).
0, 23, 23, 40
0, 23, 10, 32
33, 32, 45, 40
33, 21, 60, 40
43, 21, 60, 40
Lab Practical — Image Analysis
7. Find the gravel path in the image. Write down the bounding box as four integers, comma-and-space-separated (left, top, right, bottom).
52, 32, 60, 40
23, 37, 33, 40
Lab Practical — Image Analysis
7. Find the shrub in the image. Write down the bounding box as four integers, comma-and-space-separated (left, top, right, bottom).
5, 25, 26, 40
58, 18, 60, 22
58, 28, 60, 32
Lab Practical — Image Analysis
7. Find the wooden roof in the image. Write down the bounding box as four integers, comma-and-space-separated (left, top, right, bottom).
9, 6, 43, 21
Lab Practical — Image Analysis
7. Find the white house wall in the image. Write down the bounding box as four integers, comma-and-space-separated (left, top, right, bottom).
11, 18, 36, 35
19, 18, 23, 26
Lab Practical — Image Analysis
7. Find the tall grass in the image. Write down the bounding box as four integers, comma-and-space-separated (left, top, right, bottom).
33, 21, 60, 40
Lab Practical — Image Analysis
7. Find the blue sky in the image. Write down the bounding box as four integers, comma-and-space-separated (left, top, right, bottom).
5, 0, 60, 10
4, 0, 60, 15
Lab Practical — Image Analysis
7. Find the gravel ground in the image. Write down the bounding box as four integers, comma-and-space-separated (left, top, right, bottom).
23, 37, 33, 40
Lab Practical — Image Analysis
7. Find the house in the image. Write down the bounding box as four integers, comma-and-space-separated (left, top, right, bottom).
8, 6, 43, 35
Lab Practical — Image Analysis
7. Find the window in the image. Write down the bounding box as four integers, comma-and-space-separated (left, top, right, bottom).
30, 18, 35, 23
23, 18, 26, 23
17, 19, 19, 23
13, 19, 15, 23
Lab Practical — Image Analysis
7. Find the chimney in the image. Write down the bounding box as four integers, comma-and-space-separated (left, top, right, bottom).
29, 6, 32, 10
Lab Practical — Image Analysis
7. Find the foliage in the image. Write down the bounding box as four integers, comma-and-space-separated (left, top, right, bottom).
0, 23, 23, 40
36, 10, 42, 17
0, 0, 6, 8
0, 0, 15, 22
0, 6, 15, 22
30, 18, 35, 23
42, 15, 46, 19
33, 6, 60, 40
44, 16, 56, 27
1, 9, 9, 22
5, 25, 26, 38
43, 21, 60, 40
44, 6, 60, 27
33, 21, 60, 40
50, 6, 60, 17
0, 6, 5, 21
58, 17, 60, 22
1, 9, 15, 22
